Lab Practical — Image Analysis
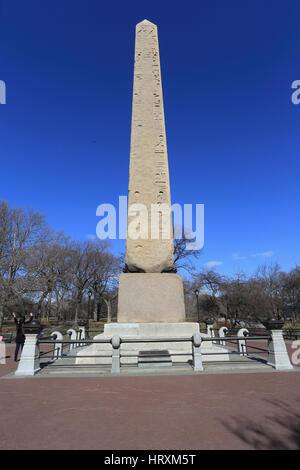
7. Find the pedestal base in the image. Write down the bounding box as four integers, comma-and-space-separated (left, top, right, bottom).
76, 323, 231, 365
267, 330, 294, 370
117, 273, 185, 323
15, 335, 40, 376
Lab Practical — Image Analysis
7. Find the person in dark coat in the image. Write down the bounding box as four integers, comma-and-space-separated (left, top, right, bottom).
12, 312, 33, 361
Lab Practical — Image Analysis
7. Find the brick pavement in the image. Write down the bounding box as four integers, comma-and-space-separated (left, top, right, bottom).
0, 343, 300, 450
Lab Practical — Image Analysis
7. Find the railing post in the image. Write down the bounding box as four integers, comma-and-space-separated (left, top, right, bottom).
111, 335, 121, 373
52, 334, 57, 359
207, 324, 214, 337
192, 333, 203, 371
67, 329, 76, 350
51, 331, 63, 359
76, 330, 81, 347
207, 324, 216, 343
78, 326, 86, 346
268, 329, 293, 370
15, 333, 40, 376
0, 336, 6, 365
237, 328, 249, 356
219, 327, 228, 346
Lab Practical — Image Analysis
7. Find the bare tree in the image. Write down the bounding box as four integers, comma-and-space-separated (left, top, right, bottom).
173, 228, 202, 273
279, 266, 300, 320
23, 233, 72, 320
68, 241, 96, 325
254, 263, 284, 317
88, 243, 122, 323
191, 269, 225, 321
0, 200, 50, 329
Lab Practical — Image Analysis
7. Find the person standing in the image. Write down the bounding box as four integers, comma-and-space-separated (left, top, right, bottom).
12, 312, 33, 361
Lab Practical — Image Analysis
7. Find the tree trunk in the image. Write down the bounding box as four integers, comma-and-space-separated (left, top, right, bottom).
107, 300, 111, 323
55, 289, 60, 319
74, 302, 80, 325
0, 304, 4, 332
37, 290, 49, 319
93, 295, 98, 322
103, 298, 111, 323
46, 291, 52, 322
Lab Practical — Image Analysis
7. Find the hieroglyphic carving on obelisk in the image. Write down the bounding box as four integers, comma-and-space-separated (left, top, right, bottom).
125, 20, 174, 273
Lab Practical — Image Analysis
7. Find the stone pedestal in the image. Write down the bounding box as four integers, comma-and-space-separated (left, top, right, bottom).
267, 330, 293, 370
192, 333, 203, 371
15, 334, 40, 376
76, 322, 230, 365
117, 273, 185, 323
0, 339, 6, 365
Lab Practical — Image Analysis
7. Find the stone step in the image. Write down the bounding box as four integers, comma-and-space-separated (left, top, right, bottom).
37, 356, 271, 377
138, 349, 172, 368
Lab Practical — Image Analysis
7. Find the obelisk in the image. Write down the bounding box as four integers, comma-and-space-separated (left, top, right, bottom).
118, 20, 185, 322
76, 21, 231, 367
125, 19, 174, 274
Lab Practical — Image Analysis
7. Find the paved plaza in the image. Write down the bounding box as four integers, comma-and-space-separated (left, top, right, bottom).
1, 343, 299, 450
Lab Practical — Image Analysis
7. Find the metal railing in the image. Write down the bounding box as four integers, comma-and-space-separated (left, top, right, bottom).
37, 335, 204, 372
202, 326, 300, 339
201, 334, 270, 358
15, 324, 294, 376
37, 333, 273, 372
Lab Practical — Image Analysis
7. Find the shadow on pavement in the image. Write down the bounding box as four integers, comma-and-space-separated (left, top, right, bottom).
222, 398, 300, 450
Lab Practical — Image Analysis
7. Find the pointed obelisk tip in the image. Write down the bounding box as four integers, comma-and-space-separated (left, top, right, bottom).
136, 19, 157, 27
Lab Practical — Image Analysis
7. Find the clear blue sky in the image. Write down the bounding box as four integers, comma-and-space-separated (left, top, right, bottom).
0, 0, 299, 276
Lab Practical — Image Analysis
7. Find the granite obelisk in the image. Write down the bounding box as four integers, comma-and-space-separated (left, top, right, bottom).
125, 19, 174, 274
118, 20, 185, 322
76, 21, 231, 366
